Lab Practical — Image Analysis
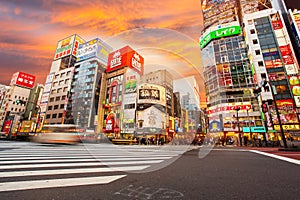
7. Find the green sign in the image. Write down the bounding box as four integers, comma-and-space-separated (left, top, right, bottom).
200, 25, 241, 49
243, 126, 266, 133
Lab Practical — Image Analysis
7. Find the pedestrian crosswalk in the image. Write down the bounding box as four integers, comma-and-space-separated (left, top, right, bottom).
0, 142, 188, 192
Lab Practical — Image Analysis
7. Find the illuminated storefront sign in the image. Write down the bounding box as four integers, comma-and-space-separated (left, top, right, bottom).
138, 84, 166, 106
107, 46, 144, 74
207, 104, 252, 115
243, 126, 266, 133
274, 124, 300, 131
200, 25, 241, 49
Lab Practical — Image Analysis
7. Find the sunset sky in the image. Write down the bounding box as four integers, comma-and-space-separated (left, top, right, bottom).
0, 0, 299, 104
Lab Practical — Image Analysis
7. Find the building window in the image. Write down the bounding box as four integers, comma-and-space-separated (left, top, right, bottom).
51, 90, 56, 94
253, 39, 258, 45
62, 95, 66, 100
60, 72, 65, 78
58, 113, 63, 118
46, 114, 51, 119
52, 114, 57, 118
57, 88, 62, 93
258, 61, 264, 67
63, 87, 68, 92
250, 29, 255, 34
60, 104, 64, 109
50, 97, 54, 102
48, 106, 53, 110
55, 96, 60, 101
255, 50, 261, 55
54, 105, 59, 110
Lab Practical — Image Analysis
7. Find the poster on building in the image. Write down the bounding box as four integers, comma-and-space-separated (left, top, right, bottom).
137, 106, 165, 129
269, 99, 298, 124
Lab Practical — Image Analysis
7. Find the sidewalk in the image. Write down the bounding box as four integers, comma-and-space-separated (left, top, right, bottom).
239, 146, 300, 161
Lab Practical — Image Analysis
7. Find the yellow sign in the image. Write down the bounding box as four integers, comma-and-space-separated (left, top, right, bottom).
274, 124, 300, 131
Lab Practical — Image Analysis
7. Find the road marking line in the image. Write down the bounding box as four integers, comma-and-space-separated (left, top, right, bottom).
0, 160, 163, 170
0, 175, 126, 192
0, 165, 149, 178
249, 150, 300, 165
0, 156, 172, 164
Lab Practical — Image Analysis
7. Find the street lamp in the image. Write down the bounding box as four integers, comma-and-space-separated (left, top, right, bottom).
235, 107, 242, 146
34, 105, 41, 133
262, 80, 287, 148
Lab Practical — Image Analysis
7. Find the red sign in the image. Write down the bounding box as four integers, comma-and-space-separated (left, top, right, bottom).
272, 20, 283, 30
2, 120, 12, 133
10, 72, 36, 88
105, 113, 115, 132
280, 45, 292, 56
106, 45, 144, 74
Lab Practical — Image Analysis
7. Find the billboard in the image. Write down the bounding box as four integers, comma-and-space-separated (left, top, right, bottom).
106, 45, 144, 74
54, 34, 85, 60
124, 69, 139, 94
10, 72, 35, 89
200, 25, 241, 49
76, 38, 112, 62
138, 83, 166, 106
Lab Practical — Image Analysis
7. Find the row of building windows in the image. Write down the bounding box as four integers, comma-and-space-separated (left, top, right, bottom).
46, 113, 63, 119
47, 104, 65, 111
49, 95, 66, 102
54, 71, 72, 79
53, 79, 70, 86
51, 87, 68, 94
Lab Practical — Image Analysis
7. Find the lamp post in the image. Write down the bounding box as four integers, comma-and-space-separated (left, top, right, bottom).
235, 107, 242, 146
246, 107, 252, 140
262, 80, 287, 148
34, 105, 41, 133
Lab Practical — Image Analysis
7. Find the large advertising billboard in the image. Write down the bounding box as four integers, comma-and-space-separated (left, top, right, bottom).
107, 45, 144, 74
138, 83, 166, 107
200, 25, 241, 49
54, 34, 85, 60
10, 72, 36, 89
76, 38, 112, 62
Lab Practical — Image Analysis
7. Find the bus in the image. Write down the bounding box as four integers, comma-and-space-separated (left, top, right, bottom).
32, 124, 84, 144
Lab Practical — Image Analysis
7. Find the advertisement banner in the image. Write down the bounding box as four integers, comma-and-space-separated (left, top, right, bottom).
54, 35, 75, 60
285, 64, 299, 75
106, 45, 144, 74
136, 106, 165, 129
10, 72, 36, 89
209, 119, 221, 132
269, 99, 298, 124
76, 38, 112, 62
138, 83, 166, 106
124, 69, 139, 94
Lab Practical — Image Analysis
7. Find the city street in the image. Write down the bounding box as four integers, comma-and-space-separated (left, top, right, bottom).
0, 141, 299, 200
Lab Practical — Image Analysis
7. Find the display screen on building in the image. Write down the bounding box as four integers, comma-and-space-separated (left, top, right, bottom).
107, 45, 144, 74
10, 72, 36, 89
200, 25, 241, 49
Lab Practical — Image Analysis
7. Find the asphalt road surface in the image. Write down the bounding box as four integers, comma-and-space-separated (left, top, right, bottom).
0, 141, 299, 200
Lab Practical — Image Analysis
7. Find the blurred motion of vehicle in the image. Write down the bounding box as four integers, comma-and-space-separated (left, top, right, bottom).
32, 124, 82, 144
16, 120, 36, 140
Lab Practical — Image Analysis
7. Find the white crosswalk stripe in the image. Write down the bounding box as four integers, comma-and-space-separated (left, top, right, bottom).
0, 142, 184, 192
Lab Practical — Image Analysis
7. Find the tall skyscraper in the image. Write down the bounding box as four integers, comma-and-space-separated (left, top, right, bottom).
200, 0, 259, 143
40, 34, 85, 124
200, 0, 300, 144
71, 38, 112, 130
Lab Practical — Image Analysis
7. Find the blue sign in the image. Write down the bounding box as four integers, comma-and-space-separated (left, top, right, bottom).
243, 126, 266, 133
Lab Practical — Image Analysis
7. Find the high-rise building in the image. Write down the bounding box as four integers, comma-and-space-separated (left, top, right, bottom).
242, 0, 300, 141
0, 72, 36, 135
71, 38, 112, 130
99, 45, 144, 138
200, 0, 300, 144
200, 0, 262, 143
40, 34, 85, 124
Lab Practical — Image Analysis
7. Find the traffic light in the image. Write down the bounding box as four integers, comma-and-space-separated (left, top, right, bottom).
16, 99, 26, 105
261, 102, 268, 113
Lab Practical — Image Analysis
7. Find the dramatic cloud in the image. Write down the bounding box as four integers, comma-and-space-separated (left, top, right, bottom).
0, 0, 203, 86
